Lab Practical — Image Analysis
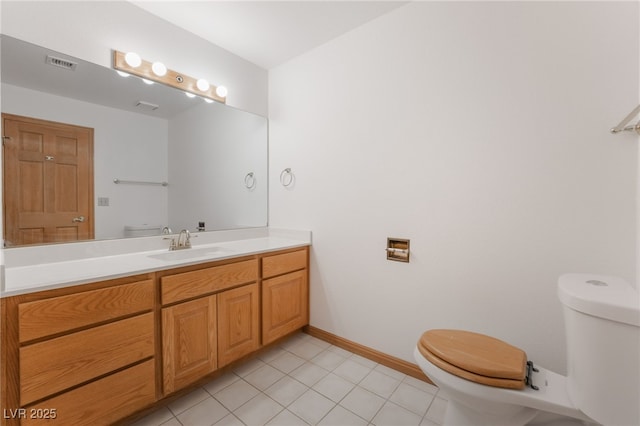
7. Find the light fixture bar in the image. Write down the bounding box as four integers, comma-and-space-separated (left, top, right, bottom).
112, 50, 226, 104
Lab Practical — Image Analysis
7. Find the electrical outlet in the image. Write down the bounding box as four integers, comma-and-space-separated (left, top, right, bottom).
97, 197, 109, 206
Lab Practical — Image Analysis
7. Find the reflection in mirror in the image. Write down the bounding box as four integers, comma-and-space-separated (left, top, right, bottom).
1, 35, 268, 247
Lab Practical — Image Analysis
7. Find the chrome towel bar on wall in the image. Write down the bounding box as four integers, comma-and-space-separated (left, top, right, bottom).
610, 104, 640, 135
113, 178, 168, 187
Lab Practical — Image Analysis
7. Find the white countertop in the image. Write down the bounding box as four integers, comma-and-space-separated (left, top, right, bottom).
1, 228, 311, 297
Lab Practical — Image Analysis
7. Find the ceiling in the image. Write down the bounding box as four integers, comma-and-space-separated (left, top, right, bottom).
131, 1, 408, 70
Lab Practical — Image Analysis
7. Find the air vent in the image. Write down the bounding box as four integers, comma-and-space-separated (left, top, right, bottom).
46, 55, 77, 71
135, 101, 159, 111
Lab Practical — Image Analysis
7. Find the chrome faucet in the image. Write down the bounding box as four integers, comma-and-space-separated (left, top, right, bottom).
175, 229, 191, 250
163, 228, 195, 251
161, 226, 172, 235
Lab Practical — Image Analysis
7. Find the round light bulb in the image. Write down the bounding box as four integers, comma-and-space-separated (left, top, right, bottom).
124, 52, 142, 68
204, 98, 214, 104
142, 78, 154, 85
185, 92, 196, 98
151, 61, 167, 77
215, 86, 228, 98
196, 78, 210, 92
116, 71, 130, 78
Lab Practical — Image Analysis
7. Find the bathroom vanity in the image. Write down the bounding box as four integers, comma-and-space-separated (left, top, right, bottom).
0, 231, 310, 425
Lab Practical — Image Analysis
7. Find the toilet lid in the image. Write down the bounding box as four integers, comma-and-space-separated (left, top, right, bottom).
418, 329, 527, 390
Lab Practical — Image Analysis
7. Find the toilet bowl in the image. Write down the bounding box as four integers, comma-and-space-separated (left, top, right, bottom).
414, 274, 640, 426
414, 340, 592, 425
124, 224, 162, 237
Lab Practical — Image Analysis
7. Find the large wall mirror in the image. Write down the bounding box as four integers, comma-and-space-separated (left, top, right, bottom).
1, 35, 268, 247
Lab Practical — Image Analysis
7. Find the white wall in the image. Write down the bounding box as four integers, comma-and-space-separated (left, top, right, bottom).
0, 1, 267, 116
269, 2, 638, 374
168, 102, 268, 232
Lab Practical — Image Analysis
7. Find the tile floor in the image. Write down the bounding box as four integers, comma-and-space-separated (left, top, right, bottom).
131, 332, 448, 426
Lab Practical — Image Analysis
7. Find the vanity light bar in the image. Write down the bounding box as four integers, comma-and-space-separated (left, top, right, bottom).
112, 50, 227, 104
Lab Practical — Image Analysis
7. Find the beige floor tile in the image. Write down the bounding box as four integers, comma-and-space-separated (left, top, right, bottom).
176, 397, 229, 426
339, 386, 385, 421
333, 359, 373, 384
424, 395, 448, 424
168, 387, 211, 415
389, 382, 434, 416
287, 340, 326, 360
204, 372, 240, 395
358, 370, 401, 399
234, 393, 284, 425
130, 407, 174, 426
213, 413, 245, 426
270, 351, 307, 374
265, 376, 309, 407
288, 389, 336, 425
213, 379, 260, 411
318, 405, 368, 426
310, 349, 347, 371
244, 364, 286, 391
233, 358, 266, 377
266, 409, 310, 426
290, 362, 330, 387
312, 373, 356, 403
371, 401, 422, 426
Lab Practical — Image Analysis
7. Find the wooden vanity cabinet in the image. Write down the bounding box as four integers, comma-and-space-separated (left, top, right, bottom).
0, 245, 310, 425
159, 258, 260, 394
1, 274, 156, 426
262, 248, 309, 344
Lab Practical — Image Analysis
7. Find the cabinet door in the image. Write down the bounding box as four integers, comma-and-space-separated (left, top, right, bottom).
262, 270, 309, 345
217, 283, 260, 367
162, 295, 217, 394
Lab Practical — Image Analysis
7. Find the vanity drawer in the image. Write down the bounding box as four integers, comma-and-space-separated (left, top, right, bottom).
19, 312, 154, 405
161, 259, 258, 305
21, 359, 156, 426
262, 249, 308, 279
18, 279, 153, 342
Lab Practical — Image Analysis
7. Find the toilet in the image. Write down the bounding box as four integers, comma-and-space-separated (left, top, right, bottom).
414, 274, 640, 426
124, 224, 162, 238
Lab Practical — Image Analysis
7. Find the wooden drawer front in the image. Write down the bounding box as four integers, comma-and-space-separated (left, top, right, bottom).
20, 313, 154, 405
262, 270, 309, 344
262, 249, 307, 279
18, 279, 153, 343
162, 259, 258, 305
21, 359, 156, 426
218, 283, 260, 368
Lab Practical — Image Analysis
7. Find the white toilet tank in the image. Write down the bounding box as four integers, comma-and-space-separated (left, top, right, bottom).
124, 224, 162, 238
558, 274, 640, 426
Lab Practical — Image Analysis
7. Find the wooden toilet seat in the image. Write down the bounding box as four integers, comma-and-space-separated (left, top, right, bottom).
418, 329, 527, 390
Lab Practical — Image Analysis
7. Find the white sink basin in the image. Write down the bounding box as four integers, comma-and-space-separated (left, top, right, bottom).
148, 246, 233, 261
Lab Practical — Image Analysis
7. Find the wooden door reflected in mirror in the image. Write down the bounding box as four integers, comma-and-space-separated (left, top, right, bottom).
3, 114, 94, 247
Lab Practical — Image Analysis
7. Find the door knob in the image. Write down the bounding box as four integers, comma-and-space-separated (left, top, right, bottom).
72, 216, 85, 223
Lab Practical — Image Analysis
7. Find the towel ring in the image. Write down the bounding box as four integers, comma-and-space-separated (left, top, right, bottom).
280, 168, 293, 187
244, 172, 256, 189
